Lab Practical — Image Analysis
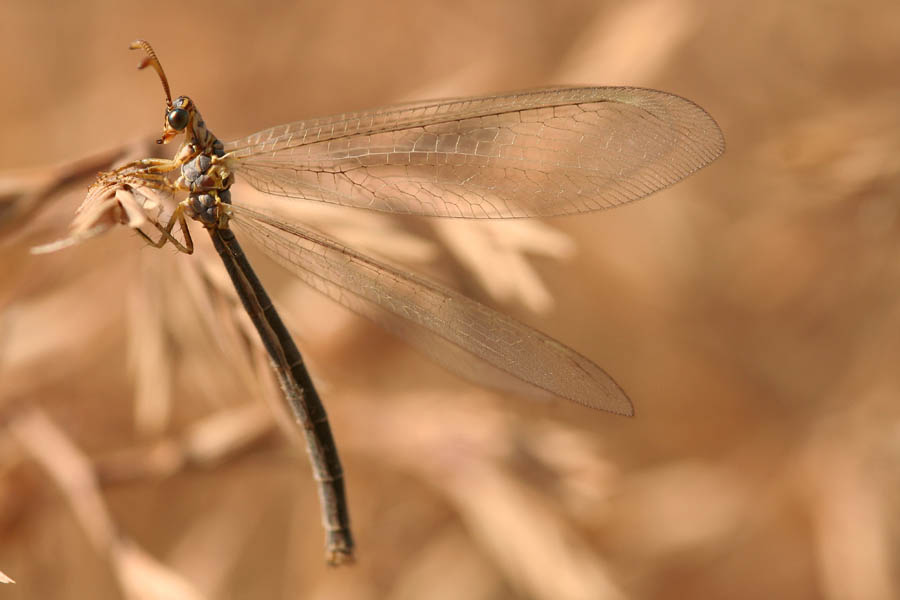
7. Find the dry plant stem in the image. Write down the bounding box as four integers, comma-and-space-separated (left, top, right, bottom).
94, 403, 274, 485
208, 227, 353, 566
8, 407, 204, 600
9, 408, 119, 553
0, 146, 129, 237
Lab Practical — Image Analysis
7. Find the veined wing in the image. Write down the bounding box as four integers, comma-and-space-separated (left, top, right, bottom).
224, 87, 724, 218
231, 204, 633, 415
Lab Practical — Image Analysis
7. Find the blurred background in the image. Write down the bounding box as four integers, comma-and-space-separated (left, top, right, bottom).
3, 1, 900, 598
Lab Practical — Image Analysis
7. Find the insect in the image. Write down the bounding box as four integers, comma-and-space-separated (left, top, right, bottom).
54, 40, 724, 565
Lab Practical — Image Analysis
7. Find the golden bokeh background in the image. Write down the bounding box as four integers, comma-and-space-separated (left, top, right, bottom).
3, 1, 900, 598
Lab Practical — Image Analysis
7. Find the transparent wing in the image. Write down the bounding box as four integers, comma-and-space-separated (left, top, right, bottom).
231, 205, 633, 415
224, 87, 724, 218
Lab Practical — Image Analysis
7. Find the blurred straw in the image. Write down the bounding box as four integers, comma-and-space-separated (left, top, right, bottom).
446, 461, 625, 600
806, 443, 894, 600
339, 390, 626, 600
384, 525, 503, 600
557, 0, 698, 84
431, 219, 576, 313
8, 407, 205, 600
95, 403, 273, 484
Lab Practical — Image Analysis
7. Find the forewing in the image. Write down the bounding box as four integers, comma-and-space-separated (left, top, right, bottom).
225, 87, 724, 218
231, 205, 633, 415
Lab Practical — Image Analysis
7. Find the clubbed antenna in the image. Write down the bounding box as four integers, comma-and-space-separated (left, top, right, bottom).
129, 40, 173, 109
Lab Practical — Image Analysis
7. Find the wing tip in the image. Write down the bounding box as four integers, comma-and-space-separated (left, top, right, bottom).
593, 394, 635, 418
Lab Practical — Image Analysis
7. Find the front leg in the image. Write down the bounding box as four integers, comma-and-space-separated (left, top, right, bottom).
109, 157, 181, 178
136, 201, 194, 254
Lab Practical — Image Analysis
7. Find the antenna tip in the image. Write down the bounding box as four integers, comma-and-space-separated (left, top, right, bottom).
127, 40, 173, 108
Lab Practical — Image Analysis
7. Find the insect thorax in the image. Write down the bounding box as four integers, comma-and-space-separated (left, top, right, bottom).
181, 138, 233, 227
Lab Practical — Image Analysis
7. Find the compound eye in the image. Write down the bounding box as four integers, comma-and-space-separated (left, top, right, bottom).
167, 108, 189, 131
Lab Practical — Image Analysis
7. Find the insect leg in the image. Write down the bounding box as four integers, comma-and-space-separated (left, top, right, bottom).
136, 201, 194, 254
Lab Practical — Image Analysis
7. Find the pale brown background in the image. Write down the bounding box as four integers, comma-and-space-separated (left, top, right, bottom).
3, 1, 900, 599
